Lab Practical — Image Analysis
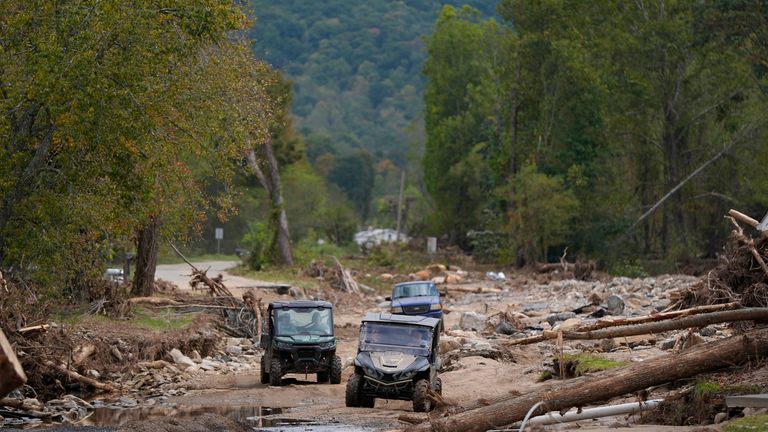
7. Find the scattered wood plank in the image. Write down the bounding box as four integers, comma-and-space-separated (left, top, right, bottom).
0, 328, 26, 399
407, 327, 768, 432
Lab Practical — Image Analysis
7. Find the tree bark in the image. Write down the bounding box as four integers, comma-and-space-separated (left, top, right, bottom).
0, 329, 27, 399
408, 328, 768, 432
246, 148, 293, 266
131, 216, 160, 297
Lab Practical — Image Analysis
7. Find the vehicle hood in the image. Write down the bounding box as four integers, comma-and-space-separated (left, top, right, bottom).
354, 351, 429, 380
275, 335, 334, 344
391, 296, 440, 307
370, 351, 418, 373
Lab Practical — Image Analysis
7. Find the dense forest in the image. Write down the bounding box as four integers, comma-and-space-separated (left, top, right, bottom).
249, 0, 496, 165
422, 1, 768, 269
2, 0, 767, 296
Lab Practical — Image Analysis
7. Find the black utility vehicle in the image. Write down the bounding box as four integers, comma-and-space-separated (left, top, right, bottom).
260, 300, 341, 386
346, 313, 442, 412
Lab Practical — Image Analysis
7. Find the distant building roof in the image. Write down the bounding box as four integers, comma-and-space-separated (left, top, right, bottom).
354, 228, 410, 247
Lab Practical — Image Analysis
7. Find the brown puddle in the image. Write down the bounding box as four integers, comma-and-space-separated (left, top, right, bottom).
82, 405, 298, 427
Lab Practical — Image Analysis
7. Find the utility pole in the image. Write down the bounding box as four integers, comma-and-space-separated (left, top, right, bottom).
395, 170, 405, 242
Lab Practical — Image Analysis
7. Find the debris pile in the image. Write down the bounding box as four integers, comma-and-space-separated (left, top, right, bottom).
671, 209, 768, 309
306, 258, 372, 293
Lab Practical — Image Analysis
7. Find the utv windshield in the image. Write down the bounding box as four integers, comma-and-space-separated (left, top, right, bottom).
274, 307, 333, 337
360, 323, 432, 356
392, 283, 437, 299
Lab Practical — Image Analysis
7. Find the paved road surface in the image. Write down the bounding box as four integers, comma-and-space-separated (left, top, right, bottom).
155, 261, 287, 295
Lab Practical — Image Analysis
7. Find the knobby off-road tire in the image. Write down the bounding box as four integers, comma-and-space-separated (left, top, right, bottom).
330, 355, 342, 384
412, 378, 432, 412
345, 373, 363, 407
269, 358, 282, 386
433, 376, 442, 395
260, 356, 269, 384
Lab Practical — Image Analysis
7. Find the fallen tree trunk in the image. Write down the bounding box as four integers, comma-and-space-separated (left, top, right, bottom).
408, 327, 768, 432
576, 302, 740, 331
0, 328, 26, 399
562, 307, 768, 340
505, 307, 767, 346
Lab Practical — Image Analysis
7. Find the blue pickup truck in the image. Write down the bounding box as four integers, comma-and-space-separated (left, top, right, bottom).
386, 281, 444, 331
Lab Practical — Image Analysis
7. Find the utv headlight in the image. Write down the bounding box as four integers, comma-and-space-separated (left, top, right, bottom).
430, 303, 442, 310
274, 340, 293, 350
318, 340, 336, 350
392, 306, 403, 313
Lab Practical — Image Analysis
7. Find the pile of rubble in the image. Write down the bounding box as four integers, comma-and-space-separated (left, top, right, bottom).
0, 336, 260, 427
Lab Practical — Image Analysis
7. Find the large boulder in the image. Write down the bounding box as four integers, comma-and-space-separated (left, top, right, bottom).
459, 312, 488, 331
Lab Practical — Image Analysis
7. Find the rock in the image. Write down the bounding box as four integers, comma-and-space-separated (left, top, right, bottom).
169, 348, 196, 368
427, 264, 447, 275
486, 271, 506, 281
546, 312, 576, 327
110, 347, 123, 362
226, 345, 243, 356
185, 365, 200, 373
288, 286, 303, 298
714, 412, 728, 424
432, 276, 446, 284
189, 350, 202, 361
605, 295, 625, 315
379, 273, 394, 281
473, 341, 492, 351
600, 338, 617, 352
445, 274, 463, 284
118, 397, 138, 408
86, 369, 100, 379
413, 270, 431, 281
459, 312, 488, 331
660, 337, 677, 350
439, 339, 461, 354
495, 321, 517, 335
624, 296, 651, 309
588, 291, 603, 305
522, 303, 548, 312
698, 326, 716, 337
226, 338, 242, 347
557, 318, 583, 331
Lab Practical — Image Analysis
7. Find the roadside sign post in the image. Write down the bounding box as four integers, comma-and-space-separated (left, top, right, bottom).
215, 227, 224, 254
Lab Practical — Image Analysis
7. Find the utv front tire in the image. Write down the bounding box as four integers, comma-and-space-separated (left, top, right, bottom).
330, 355, 342, 384
345, 373, 362, 407
260, 356, 269, 384
433, 377, 442, 395
412, 379, 432, 412
269, 358, 282, 386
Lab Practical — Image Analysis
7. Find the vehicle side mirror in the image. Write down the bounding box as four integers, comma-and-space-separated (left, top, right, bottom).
260, 334, 269, 349
385, 296, 392, 301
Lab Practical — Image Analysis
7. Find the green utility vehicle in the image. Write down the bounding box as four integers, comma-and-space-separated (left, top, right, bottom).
260, 300, 341, 386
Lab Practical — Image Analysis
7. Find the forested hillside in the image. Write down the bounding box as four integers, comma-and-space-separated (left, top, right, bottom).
249, 0, 496, 166
423, 2, 768, 269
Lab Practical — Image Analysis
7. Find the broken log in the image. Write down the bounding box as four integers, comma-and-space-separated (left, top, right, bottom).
562, 307, 768, 340
0, 328, 26, 399
728, 209, 760, 228
129, 296, 180, 306
505, 307, 767, 346
407, 327, 768, 432
575, 302, 741, 331
43, 361, 117, 393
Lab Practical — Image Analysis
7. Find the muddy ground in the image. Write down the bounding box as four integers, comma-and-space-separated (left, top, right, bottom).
3, 261, 766, 431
